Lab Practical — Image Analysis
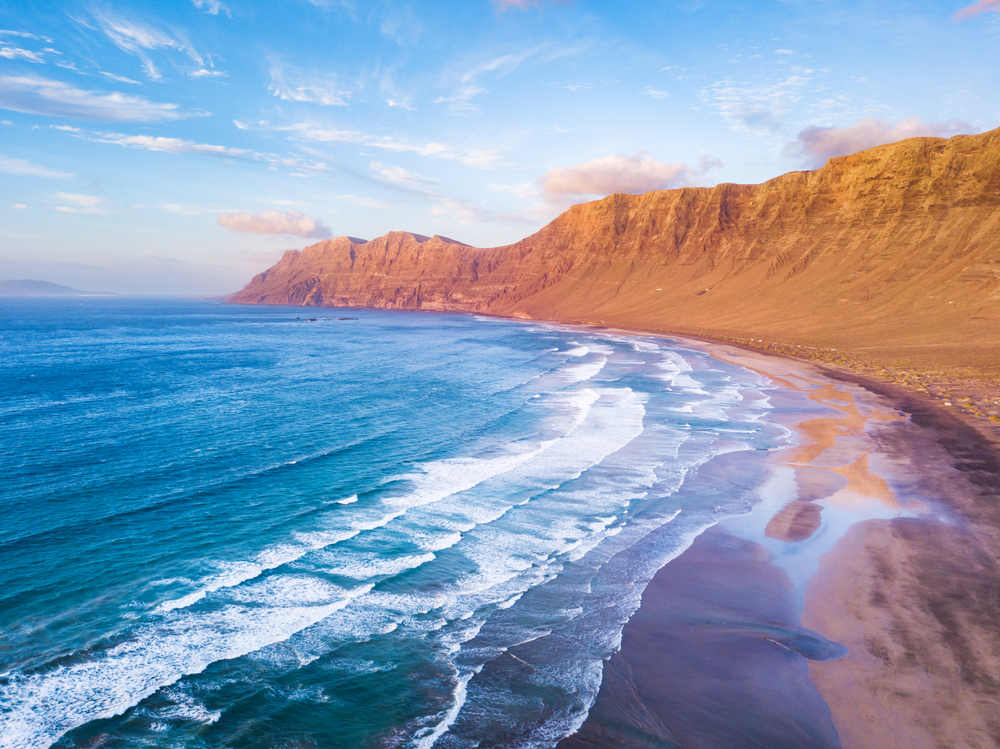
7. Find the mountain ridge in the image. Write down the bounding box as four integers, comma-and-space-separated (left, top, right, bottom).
230, 127, 1000, 426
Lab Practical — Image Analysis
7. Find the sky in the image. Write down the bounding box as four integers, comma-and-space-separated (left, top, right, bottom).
1, 0, 998, 295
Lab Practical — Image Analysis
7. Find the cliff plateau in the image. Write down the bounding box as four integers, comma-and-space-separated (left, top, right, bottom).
231, 128, 1000, 396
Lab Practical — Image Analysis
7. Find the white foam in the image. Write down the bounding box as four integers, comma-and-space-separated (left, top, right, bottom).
0, 582, 374, 749
319, 552, 436, 580
559, 357, 607, 384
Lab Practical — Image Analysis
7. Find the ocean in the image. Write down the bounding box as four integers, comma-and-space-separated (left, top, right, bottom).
0, 298, 785, 749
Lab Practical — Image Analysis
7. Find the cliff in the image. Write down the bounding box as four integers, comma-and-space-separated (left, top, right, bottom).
230, 128, 1000, 384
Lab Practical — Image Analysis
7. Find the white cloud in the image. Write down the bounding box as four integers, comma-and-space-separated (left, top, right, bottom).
432, 48, 542, 116
0, 154, 75, 178
89, 8, 205, 79
0, 46, 44, 63
433, 84, 488, 115
539, 153, 691, 199
12, 203, 29, 208
0, 75, 185, 122
216, 209, 332, 238
268, 59, 349, 106
0, 30, 52, 43
95, 133, 250, 158
98, 71, 142, 85
460, 49, 538, 83
1, 119, 11, 125
369, 160, 437, 189
268, 121, 503, 168
192, 0, 228, 16
53, 192, 104, 213
775, 49, 794, 55
703, 73, 811, 134
190, 68, 226, 78
431, 198, 493, 225
87, 129, 329, 174
56, 192, 101, 205
163, 202, 214, 215
787, 116, 974, 166
643, 86, 670, 99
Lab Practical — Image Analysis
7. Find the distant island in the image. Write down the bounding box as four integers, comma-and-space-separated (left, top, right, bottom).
0, 279, 117, 297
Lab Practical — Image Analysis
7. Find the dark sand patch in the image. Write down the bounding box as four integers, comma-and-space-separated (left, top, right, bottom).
765, 500, 823, 542
559, 527, 842, 749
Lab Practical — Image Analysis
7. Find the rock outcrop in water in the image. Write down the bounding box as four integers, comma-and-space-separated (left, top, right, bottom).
230, 128, 1000, 379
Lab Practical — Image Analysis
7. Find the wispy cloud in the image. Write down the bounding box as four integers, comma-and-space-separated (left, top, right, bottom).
431, 197, 492, 225
53, 192, 104, 213
0, 154, 74, 178
268, 58, 349, 106
643, 86, 670, 99
0, 74, 186, 122
98, 71, 142, 84
379, 6, 421, 45
88, 7, 207, 80
432, 47, 543, 116
954, 0, 1000, 19
216, 209, 332, 238
83, 129, 329, 174
0, 30, 53, 43
95, 133, 250, 158
433, 85, 488, 115
261, 121, 503, 168
0, 46, 45, 63
786, 116, 974, 166
369, 160, 437, 189
702, 73, 811, 134
192, 0, 229, 16
163, 202, 214, 215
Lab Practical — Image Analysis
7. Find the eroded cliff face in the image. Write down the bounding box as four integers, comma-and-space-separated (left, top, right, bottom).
230, 128, 1000, 375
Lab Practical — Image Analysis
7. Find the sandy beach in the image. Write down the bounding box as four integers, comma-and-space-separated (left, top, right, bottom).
560, 338, 1000, 749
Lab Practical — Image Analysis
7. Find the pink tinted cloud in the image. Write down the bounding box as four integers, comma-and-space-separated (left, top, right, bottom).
216, 209, 332, 238
492, 0, 567, 9
539, 153, 693, 200
954, 0, 1000, 19
787, 116, 973, 166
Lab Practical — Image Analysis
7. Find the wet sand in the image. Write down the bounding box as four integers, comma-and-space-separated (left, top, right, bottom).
560, 339, 1000, 749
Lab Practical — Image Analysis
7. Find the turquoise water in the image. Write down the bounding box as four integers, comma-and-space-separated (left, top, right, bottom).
0, 298, 782, 749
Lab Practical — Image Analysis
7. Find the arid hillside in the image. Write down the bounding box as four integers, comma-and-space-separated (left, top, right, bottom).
231, 128, 1000, 398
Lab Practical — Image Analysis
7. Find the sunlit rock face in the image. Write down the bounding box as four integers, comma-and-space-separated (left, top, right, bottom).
231, 128, 1000, 373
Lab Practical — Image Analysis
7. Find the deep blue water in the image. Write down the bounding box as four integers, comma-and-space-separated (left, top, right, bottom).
0, 298, 782, 749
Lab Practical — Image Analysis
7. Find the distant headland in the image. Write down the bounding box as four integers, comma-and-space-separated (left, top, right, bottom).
0, 280, 117, 297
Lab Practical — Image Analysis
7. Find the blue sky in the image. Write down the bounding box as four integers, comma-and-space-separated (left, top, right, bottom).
1, 0, 998, 295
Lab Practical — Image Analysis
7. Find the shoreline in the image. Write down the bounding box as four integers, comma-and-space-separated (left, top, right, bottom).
559, 334, 1000, 749
228, 299, 1000, 447
224, 302, 1000, 745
